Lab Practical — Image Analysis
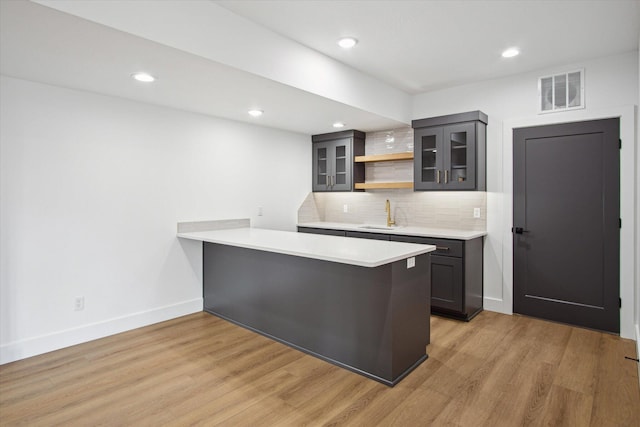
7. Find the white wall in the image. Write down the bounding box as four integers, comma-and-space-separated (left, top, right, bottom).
0, 76, 311, 363
414, 50, 639, 338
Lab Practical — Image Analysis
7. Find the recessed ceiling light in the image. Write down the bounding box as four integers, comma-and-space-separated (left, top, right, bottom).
131, 72, 156, 82
248, 109, 264, 117
501, 48, 520, 58
333, 122, 345, 128
337, 37, 358, 49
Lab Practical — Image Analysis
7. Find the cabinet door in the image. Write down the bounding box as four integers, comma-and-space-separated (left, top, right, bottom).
430, 255, 464, 313
414, 127, 444, 190
312, 141, 332, 192
329, 138, 353, 191
443, 122, 476, 190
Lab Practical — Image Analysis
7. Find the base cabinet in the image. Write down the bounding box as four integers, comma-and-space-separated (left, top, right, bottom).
203, 241, 430, 386
389, 235, 483, 321
298, 226, 483, 321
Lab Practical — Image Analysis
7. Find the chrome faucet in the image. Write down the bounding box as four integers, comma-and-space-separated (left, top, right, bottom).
385, 199, 395, 227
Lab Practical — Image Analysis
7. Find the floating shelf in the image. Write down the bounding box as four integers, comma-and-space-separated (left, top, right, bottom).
354, 152, 414, 163
354, 182, 413, 190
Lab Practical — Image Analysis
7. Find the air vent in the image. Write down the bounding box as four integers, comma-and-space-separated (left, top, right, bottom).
538, 69, 584, 113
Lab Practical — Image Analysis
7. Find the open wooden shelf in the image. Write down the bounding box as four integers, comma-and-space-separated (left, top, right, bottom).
354, 152, 414, 163
354, 182, 413, 190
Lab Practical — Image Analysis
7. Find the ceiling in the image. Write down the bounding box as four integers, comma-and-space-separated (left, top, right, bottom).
217, 0, 640, 94
1, 1, 638, 135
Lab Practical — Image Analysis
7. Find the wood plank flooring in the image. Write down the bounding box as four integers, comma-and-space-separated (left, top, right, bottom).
1, 311, 638, 426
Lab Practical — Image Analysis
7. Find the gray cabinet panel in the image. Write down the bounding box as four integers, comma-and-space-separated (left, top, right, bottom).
431, 255, 464, 313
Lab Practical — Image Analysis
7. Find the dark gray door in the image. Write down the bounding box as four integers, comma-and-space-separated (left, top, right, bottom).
513, 118, 620, 333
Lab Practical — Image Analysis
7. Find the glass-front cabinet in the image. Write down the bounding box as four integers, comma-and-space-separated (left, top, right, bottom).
413, 111, 487, 191
414, 127, 443, 189
312, 131, 365, 192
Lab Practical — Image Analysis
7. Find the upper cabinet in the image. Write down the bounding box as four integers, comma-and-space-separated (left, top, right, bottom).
412, 111, 487, 191
312, 130, 365, 192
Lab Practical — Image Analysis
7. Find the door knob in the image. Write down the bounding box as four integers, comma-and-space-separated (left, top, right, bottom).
512, 227, 529, 234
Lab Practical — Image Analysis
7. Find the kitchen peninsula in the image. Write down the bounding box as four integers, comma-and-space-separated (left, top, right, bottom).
177, 219, 436, 386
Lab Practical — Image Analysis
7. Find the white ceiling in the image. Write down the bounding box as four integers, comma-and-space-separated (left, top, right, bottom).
217, 0, 640, 94
1, 1, 638, 135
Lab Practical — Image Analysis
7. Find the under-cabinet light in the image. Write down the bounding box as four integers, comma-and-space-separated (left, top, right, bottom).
248, 109, 264, 117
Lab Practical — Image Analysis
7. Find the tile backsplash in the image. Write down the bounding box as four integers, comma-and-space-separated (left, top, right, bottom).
363, 127, 414, 183
365, 127, 413, 154
298, 190, 486, 231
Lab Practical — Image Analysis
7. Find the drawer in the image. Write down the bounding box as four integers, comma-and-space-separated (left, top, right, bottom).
389, 235, 463, 257
297, 227, 346, 237
345, 231, 390, 240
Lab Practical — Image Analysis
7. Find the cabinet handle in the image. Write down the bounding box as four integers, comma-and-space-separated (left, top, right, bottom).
330, 175, 334, 187
444, 170, 449, 184
436, 170, 441, 184
435, 246, 450, 252
326, 175, 329, 187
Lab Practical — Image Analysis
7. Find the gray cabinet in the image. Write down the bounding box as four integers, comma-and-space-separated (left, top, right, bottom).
390, 235, 483, 320
298, 226, 484, 321
312, 130, 365, 192
412, 111, 487, 191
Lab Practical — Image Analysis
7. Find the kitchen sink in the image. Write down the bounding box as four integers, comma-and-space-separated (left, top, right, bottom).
358, 225, 399, 230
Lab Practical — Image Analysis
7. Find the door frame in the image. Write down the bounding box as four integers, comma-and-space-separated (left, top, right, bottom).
499, 105, 636, 339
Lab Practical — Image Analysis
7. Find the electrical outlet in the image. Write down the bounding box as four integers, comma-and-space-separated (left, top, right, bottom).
473, 208, 481, 218
257, 206, 263, 216
407, 257, 416, 269
74, 296, 84, 311
343, 204, 349, 213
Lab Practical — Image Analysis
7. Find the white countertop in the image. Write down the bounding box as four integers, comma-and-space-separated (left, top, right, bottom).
177, 227, 435, 268
297, 222, 487, 240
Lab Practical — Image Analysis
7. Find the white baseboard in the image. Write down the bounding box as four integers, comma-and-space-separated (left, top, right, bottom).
483, 297, 511, 315
0, 298, 203, 365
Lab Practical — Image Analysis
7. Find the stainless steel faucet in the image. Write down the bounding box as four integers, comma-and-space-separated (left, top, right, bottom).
385, 199, 395, 227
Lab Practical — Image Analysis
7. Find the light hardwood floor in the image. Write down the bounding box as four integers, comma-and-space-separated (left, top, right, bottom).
1, 311, 638, 426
